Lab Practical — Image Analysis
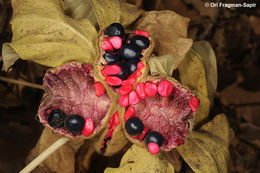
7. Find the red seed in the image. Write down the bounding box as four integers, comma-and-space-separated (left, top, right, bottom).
157, 80, 174, 97
131, 135, 138, 139
101, 70, 108, 77
189, 96, 200, 112
105, 76, 122, 86
135, 30, 150, 38
137, 61, 145, 70
139, 126, 148, 140
113, 112, 120, 126
148, 142, 160, 154
122, 77, 136, 85
144, 82, 157, 97
129, 91, 140, 105
94, 82, 106, 97
109, 36, 122, 49
124, 106, 136, 122
108, 114, 114, 126
136, 83, 146, 99
81, 118, 94, 137
135, 70, 142, 77
102, 38, 114, 51
129, 70, 142, 79
118, 85, 133, 95
119, 95, 129, 107
102, 65, 121, 75
176, 139, 184, 145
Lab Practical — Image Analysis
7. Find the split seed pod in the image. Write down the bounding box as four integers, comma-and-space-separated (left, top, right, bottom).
38, 62, 118, 139
121, 76, 199, 152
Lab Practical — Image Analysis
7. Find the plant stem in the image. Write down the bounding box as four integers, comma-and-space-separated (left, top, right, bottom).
0, 76, 44, 90
19, 137, 70, 173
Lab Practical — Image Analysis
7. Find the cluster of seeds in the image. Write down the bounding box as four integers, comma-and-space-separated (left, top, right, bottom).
40, 23, 201, 156
47, 108, 94, 137
122, 79, 200, 154
96, 23, 150, 98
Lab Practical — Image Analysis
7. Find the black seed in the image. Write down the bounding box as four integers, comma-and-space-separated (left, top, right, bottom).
145, 131, 164, 147
47, 109, 65, 128
125, 117, 144, 136
126, 59, 140, 75
109, 61, 129, 80
130, 35, 150, 49
65, 114, 85, 135
103, 52, 121, 63
120, 43, 142, 60
104, 23, 124, 38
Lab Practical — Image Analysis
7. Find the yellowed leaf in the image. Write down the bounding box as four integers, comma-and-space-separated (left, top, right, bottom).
104, 144, 175, 173
3, 0, 98, 69
88, 0, 142, 30
192, 41, 217, 104
27, 128, 84, 173
149, 54, 175, 77
178, 48, 208, 97
177, 114, 232, 173
134, 11, 193, 70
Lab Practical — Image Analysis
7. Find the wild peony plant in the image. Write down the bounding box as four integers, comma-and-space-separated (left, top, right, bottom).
2, 0, 233, 172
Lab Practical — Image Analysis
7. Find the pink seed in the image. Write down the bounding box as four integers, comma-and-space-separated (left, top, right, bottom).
81, 118, 94, 137
94, 82, 106, 97
144, 82, 157, 97
157, 80, 174, 97
137, 61, 145, 69
189, 96, 200, 112
148, 143, 160, 154
118, 85, 133, 95
124, 106, 135, 122
129, 91, 140, 105
102, 65, 121, 75
135, 30, 150, 38
109, 36, 122, 49
113, 112, 120, 126
102, 38, 114, 51
119, 95, 129, 107
122, 77, 136, 85
136, 83, 146, 99
105, 76, 122, 86
139, 127, 148, 140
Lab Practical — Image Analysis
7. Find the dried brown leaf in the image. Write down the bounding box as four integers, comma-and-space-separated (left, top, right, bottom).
133, 10, 193, 70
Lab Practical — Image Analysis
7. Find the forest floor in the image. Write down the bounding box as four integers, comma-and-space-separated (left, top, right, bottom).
0, 0, 259, 172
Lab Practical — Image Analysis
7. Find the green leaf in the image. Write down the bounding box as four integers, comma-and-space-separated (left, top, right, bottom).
2, 0, 98, 69
177, 114, 233, 173
104, 144, 175, 173
149, 54, 175, 77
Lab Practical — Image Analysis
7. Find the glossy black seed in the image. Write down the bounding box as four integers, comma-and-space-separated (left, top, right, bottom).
126, 59, 140, 75
120, 43, 142, 60
125, 117, 144, 136
130, 35, 150, 49
109, 61, 129, 80
65, 114, 85, 135
47, 109, 65, 128
104, 23, 125, 38
145, 131, 164, 147
103, 52, 121, 63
